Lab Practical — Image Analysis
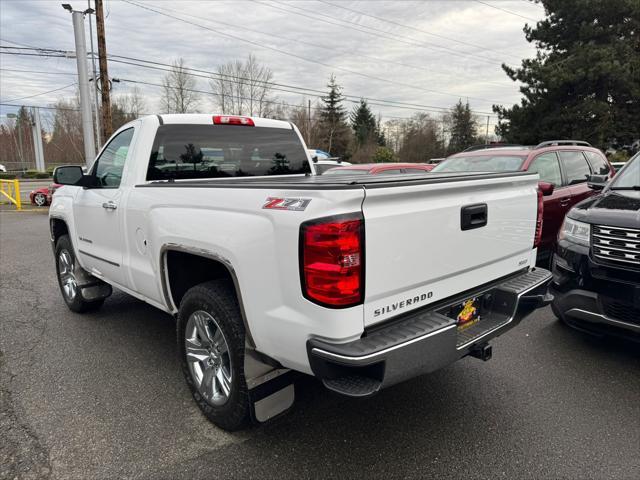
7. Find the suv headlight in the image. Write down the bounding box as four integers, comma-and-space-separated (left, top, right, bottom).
559, 217, 591, 247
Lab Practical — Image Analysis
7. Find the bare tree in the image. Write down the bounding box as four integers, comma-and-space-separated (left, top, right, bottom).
210, 54, 275, 116
290, 99, 322, 146
112, 86, 148, 130
161, 58, 200, 114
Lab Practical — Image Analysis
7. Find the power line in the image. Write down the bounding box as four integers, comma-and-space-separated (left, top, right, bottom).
0, 68, 76, 76
256, 0, 510, 68
1, 47, 502, 116
472, 1, 539, 22
1, 83, 77, 103
123, 0, 507, 105
128, 0, 472, 80
316, 0, 522, 61
0, 102, 79, 111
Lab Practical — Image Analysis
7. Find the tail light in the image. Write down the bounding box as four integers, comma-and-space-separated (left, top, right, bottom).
300, 213, 364, 308
534, 188, 544, 248
212, 115, 254, 126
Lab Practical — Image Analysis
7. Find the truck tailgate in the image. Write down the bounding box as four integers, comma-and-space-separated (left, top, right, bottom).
362, 173, 538, 327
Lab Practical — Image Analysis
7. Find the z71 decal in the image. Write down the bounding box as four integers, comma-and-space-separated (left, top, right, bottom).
262, 197, 311, 211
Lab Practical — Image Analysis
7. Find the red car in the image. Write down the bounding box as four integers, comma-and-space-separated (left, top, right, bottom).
324, 163, 434, 175
432, 141, 615, 265
30, 183, 61, 207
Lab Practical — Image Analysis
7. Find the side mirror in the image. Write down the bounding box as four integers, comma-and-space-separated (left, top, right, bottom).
587, 174, 607, 190
53, 165, 99, 188
311, 156, 318, 163
53, 165, 84, 185
538, 181, 555, 196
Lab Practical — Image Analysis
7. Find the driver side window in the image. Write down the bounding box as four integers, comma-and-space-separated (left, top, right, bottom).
93, 128, 134, 187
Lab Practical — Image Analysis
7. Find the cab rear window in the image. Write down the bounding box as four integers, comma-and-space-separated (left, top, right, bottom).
147, 124, 310, 180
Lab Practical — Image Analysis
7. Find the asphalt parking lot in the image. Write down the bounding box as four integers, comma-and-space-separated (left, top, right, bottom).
1, 211, 639, 480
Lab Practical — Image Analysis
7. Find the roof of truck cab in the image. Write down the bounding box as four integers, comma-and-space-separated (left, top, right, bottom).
152, 114, 293, 129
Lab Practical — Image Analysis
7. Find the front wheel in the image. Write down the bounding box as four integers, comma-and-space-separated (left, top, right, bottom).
177, 280, 250, 431
55, 235, 105, 313
33, 192, 47, 207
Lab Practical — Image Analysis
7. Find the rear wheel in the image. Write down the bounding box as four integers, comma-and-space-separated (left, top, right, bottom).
177, 280, 250, 431
55, 235, 104, 313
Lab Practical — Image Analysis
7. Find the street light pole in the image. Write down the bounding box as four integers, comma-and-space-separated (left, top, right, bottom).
63, 3, 96, 168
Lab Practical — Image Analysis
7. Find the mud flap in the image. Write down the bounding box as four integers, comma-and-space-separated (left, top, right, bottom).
244, 350, 296, 423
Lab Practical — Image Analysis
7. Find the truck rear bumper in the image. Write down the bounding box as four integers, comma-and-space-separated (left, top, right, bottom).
307, 268, 552, 397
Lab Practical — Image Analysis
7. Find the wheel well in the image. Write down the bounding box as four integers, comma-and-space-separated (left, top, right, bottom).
165, 250, 236, 309
50, 219, 69, 244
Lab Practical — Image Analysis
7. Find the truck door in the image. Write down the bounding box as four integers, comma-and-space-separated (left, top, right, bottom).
73, 127, 135, 287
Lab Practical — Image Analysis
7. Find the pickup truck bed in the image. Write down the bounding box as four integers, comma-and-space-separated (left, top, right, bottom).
138, 169, 534, 188
50, 113, 552, 430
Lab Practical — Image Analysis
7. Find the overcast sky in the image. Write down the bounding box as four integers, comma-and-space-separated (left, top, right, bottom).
0, 0, 547, 129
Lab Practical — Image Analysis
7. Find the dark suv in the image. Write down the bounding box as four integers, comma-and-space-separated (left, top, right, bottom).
551, 152, 640, 341
432, 141, 616, 265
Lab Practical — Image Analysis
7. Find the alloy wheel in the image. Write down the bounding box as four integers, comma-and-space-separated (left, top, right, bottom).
34, 193, 46, 206
58, 249, 77, 301
185, 310, 233, 406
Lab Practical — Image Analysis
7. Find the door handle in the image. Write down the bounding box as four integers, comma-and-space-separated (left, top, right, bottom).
461, 203, 488, 230
102, 201, 117, 210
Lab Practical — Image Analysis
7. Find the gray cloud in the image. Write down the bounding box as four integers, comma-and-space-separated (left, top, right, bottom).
0, 0, 545, 126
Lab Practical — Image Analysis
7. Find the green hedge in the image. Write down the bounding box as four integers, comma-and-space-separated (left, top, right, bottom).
22, 170, 51, 179
0, 172, 17, 180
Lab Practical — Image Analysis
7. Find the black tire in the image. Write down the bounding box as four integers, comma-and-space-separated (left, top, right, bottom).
550, 301, 564, 321
177, 280, 250, 431
55, 235, 105, 313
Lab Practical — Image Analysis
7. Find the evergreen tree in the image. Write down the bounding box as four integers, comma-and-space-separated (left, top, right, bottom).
494, 0, 640, 147
318, 75, 351, 158
350, 99, 378, 147
448, 100, 477, 153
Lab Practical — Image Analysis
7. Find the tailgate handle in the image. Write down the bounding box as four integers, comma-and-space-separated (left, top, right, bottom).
461, 203, 488, 231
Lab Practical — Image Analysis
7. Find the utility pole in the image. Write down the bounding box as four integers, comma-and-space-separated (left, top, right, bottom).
87, 0, 102, 148
95, 0, 113, 140
485, 115, 490, 144
307, 99, 311, 145
31, 107, 45, 171
63, 4, 96, 168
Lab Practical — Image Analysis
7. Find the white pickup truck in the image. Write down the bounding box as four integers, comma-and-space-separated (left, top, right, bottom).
50, 114, 552, 430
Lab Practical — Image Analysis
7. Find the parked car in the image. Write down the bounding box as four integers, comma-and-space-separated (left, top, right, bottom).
551, 152, 640, 341
324, 163, 434, 175
307, 148, 332, 160
432, 140, 615, 266
51, 114, 551, 431
313, 160, 352, 174
0, 163, 6, 173
30, 183, 61, 207
306, 148, 352, 174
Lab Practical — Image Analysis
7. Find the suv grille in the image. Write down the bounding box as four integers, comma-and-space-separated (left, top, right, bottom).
592, 225, 640, 268
601, 298, 640, 325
